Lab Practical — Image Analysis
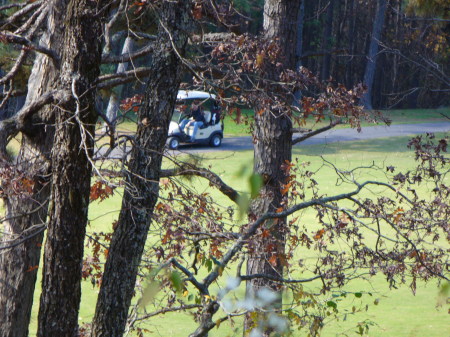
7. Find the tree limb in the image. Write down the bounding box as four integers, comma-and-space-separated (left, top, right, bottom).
129, 304, 202, 325
0, 32, 59, 66
202, 180, 394, 288
161, 165, 240, 204
14, 0, 47, 38
96, 67, 152, 89
292, 119, 342, 145
0, 1, 43, 30
0, 49, 29, 86
101, 42, 154, 64
0, 224, 47, 251
0, 90, 70, 160
239, 273, 321, 283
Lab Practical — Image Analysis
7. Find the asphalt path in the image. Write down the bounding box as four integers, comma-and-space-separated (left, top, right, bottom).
175, 122, 450, 154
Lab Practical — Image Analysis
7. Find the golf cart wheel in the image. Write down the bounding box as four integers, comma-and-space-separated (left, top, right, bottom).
210, 134, 222, 147
167, 137, 180, 150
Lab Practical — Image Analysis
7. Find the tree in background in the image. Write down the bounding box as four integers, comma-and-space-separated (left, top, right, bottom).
299, 0, 448, 108
361, 0, 387, 109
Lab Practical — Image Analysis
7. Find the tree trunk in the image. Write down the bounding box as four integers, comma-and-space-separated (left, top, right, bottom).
36, 1, 106, 335
321, 0, 335, 82
0, 2, 66, 336
91, 2, 192, 336
345, 0, 357, 88
361, 0, 387, 110
244, 1, 300, 335
105, 36, 135, 126
294, 0, 305, 103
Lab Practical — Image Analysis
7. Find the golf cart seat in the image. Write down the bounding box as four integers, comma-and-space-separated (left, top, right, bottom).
200, 111, 211, 129
211, 111, 220, 125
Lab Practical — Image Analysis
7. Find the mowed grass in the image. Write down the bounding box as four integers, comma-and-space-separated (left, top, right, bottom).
1, 102, 445, 336
22, 132, 449, 336
111, 107, 450, 137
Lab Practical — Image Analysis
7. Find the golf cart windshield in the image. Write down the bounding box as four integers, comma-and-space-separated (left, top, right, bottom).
171, 106, 184, 123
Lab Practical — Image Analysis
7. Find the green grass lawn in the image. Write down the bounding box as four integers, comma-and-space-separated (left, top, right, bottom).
3, 106, 447, 336
21, 132, 448, 336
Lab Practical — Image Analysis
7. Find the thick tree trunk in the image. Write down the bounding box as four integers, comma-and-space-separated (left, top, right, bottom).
0, 2, 66, 336
91, 2, 191, 336
244, 1, 300, 336
36, 1, 106, 336
361, 0, 387, 110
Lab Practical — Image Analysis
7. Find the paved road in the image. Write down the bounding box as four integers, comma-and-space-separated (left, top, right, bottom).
176, 122, 450, 154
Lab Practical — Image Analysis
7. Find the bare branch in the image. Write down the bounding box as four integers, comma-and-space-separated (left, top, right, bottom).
292, 119, 342, 145
202, 180, 400, 288
0, 224, 47, 251
438, 111, 450, 120
191, 32, 236, 43
128, 304, 202, 326
14, 2, 46, 37
96, 67, 152, 89
169, 258, 207, 295
103, 0, 127, 54
0, 3, 28, 12
0, 89, 70, 159
240, 273, 321, 283
0, 49, 29, 86
0, 32, 59, 65
161, 165, 240, 204
0, 1, 43, 30
101, 43, 154, 64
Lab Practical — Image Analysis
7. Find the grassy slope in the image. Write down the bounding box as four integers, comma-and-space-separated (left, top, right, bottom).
128, 135, 449, 336
8, 114, 447, 335
30, 136, 447, 336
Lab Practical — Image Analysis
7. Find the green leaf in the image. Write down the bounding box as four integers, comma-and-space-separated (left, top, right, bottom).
357, 325, 364, 335
354, 292, 363, 298
205, 259, 212, 272
139, 281, 159, 308
249, 173, 263, 199
170, 271, 183, 293
235, 164, 251, 178
237, 194, 250, 220
326, 300, 337, 310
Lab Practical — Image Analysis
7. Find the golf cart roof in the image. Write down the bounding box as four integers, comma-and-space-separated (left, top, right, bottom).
177, 90, 216, 100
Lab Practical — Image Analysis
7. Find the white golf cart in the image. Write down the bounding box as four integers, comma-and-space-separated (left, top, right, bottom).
167, 90, 223, 150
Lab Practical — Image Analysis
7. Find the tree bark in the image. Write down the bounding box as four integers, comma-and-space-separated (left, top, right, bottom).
321, 0, 335, 82
361, 0, 387, 110
294, 0, 305, 103
0, 2, 66, 336
105, 36, 135, 126
244, 1, 300, 335
36, 1, 107, 335
345, 0, 357, 88
91, 2, 192, 336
